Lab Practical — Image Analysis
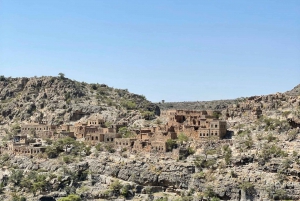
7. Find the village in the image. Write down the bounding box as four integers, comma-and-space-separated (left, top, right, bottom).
0, 109, 232, 157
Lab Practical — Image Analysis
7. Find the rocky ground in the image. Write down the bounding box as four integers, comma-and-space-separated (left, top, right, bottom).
0, 76, 300, 201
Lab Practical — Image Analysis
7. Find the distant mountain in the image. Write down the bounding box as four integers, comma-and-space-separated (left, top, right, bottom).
157, 99, 238, 111
158, 84, 300, 111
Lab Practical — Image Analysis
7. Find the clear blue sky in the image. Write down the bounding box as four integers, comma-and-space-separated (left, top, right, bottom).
0, 1, 299, 102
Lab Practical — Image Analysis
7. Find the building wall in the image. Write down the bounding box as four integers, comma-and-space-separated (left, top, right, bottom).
150, 141, 167, 153
85, 133, 121, 145
115, 138, 135, 149
21, 124, 56, 134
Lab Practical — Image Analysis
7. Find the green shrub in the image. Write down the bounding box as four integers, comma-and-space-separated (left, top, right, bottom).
120, 184, 131, 198
177, 133, 189, 144
105, 144, 115, 153
141, 111, 155, 120
188, 147, 195, 155
63, 156, 72, 164
194, 171, 205, 179
110, 180, 123, 193
57, 194, 81, 201
266, 134, 276, 142
286, 129, 298, 141
166, 139, 176, 151
95, 143, 103, 151
122, 100, 136, 110
239, 181, 254, 192
9, 170, 24, 186
118, 127, 135, 138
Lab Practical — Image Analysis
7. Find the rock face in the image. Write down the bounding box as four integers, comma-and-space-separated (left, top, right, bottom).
0, 76, 159, 127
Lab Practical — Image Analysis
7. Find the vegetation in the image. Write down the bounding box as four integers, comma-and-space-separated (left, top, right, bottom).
58, 194, 81, 201
58, 73, 65, 79
45, 137, 91, 158
141, 110, 155, 120
121, 100, 136, 110
258, 144, 288, 164
166, 139, 176, 151
105, 143, 115, 153
118, 127, 135, 138
286, 129, 298, 141
239, 181, 254, 192
223, 144, 232, 165
177, 133, 189, 144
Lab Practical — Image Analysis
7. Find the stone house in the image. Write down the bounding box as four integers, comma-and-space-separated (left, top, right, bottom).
162, 109, 227, 140
0, 135, 45, 155
85, 133, 121, 145
72, 122, 99, 139
21, 122, 56, 138
115, 138, 136, 150
150, 141, 167, 153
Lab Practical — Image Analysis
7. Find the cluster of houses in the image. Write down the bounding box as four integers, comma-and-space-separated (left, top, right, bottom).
0, 109, 228, 156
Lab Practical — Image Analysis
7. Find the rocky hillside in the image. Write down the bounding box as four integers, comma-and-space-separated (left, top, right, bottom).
285, 84, 300, 96
157, 99, 238, 111
0, 75, 159, 131
0, 78, 300, 201
158, 84, 300, 111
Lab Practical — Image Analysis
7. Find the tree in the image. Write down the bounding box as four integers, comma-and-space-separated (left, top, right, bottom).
239, 181, 254, 193
9, 170, 24, 186
177, 133, 189, 144
57, 137, 77, 153
118, 127, 134, 138
166, 139, 176, 151
45, 146, 59, 158
58, 73, 65, 79
0, 75, 5, 81
141, 111, 155, 120
11, 123, 21, 135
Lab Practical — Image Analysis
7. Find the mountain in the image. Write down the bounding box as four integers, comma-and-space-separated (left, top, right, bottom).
0, 77, 300, 201
0, 75, 159, 127
285, 84, 300, 96
157, 99, 238, 111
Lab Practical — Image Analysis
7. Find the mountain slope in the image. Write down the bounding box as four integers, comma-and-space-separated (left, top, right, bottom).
0, 76, 159, 126
285, 84, 300, 96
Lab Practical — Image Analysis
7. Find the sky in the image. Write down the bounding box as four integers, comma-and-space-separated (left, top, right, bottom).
0, 1, 299, 102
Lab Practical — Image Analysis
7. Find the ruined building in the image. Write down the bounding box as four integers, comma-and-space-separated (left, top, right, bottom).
161, 109, 227, 140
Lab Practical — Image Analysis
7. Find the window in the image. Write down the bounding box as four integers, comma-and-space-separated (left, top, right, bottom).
215, 125, 217, 128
